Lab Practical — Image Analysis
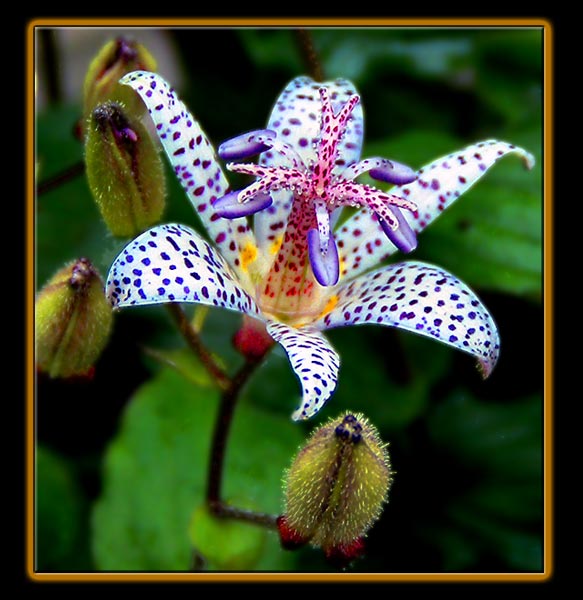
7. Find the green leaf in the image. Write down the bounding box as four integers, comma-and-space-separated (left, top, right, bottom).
421, 391, 544, 571
36, 446, 90, 571
236, 29, 304, 74
428, 391, 543, 479
188, 504, 266, 570
474, 29, 543, 127
326, 326, 453, 431
91, 363, 304, 571
448, 501, 543, 571
316, 29, 475, 83
142, 347, 220, 389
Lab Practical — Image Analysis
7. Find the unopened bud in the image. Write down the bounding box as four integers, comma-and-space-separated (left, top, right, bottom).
35, 258, 113, 378
278, 412, 393, 568
233, 315, 274, 360
85, 101, 166, 237
82, 38, 157, 133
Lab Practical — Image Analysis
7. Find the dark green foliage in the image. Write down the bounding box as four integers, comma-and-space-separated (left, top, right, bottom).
35, 26, 545, 574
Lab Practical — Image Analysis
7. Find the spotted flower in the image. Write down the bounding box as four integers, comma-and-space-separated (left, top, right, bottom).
106, 71, 534, 420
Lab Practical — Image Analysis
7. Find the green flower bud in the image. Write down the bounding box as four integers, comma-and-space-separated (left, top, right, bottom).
85, 101, 166, 237
278, 412, 393, 567
82, 38, 157, 132
35, 258, 113, 378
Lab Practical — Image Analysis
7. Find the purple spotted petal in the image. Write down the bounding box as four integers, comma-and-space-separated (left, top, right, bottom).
335, 140, 535, 281
307, 228, 339, 287
106, 223, 261, 318
213, 191, 273, 219
266, 321, 340, 420
254, 76, 363, 255
218, 129, 276, 160
120, 71, 256, 280
312, 261, 500, 378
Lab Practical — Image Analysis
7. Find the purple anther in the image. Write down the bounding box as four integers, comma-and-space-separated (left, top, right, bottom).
307, 228, 340, 287
114, 127, 138, 144
218, 129, 277, 160
378, 207, 418, 253
213, 191, 273, 219
369, 160, 417, 185
114, 38, 139, 63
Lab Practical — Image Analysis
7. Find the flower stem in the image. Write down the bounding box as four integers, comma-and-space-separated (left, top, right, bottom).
166, 303, 230, 390
210, 502, 278, 529
294, 29, 324, 82
167, 303, 278, 530
37, 161, 85, 196
206, 357, 264, 507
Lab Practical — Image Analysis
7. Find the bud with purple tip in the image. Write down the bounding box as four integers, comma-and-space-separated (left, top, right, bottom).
82, 38, 157, 138
85, 101, 166, 237
35, 258, 113, 379
277, 412, 393, 569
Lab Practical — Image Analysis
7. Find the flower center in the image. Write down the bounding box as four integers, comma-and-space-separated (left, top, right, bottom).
216, 85, 419, 325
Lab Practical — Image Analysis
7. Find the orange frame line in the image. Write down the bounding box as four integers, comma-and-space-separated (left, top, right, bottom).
26, 18, 553, 583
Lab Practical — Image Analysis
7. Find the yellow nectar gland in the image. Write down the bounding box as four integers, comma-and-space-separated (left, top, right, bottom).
239, 242, 258, 272
316, 295, 338, 321
269, 235, 283, 256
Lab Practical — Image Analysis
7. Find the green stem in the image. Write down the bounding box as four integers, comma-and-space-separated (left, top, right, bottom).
37, 161, 85, 197
166, 303, 230, 390
294, 29, 324, 82
210, 502, 278, 529
168, 303, 278, 530
206, 357, 265, 509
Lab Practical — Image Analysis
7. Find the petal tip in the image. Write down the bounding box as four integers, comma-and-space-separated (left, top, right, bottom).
477, 357, 495, 379
291, 407, 308, 421
523, 152, 536, 171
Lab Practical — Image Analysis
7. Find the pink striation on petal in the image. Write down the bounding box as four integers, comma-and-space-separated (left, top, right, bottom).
254, 77, 363, 255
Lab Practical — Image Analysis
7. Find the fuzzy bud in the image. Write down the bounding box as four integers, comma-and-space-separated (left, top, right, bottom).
82, 38, 157, 134
278, 412, 393, 568
35, 258, 113, 379
85, 101, 166, 237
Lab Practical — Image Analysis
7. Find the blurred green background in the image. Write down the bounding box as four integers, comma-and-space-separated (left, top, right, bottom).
35, 26, 545, 574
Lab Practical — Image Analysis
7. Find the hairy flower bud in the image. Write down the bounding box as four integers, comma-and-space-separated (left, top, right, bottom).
35, 258, 113, 378
82, 37, 157, 133
278, 412, 393, 568
85, 101, 166, 237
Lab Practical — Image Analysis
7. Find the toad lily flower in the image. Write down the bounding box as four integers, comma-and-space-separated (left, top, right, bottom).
106, 71, 534, 420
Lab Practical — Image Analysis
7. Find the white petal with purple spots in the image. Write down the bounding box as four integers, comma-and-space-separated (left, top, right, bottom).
106, 223, 261, 317
120, 71, 256, 283
335, 140, 535, 280
312, 261, 500, 377
254, 76, 363, 256
266, 321, 340, 421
